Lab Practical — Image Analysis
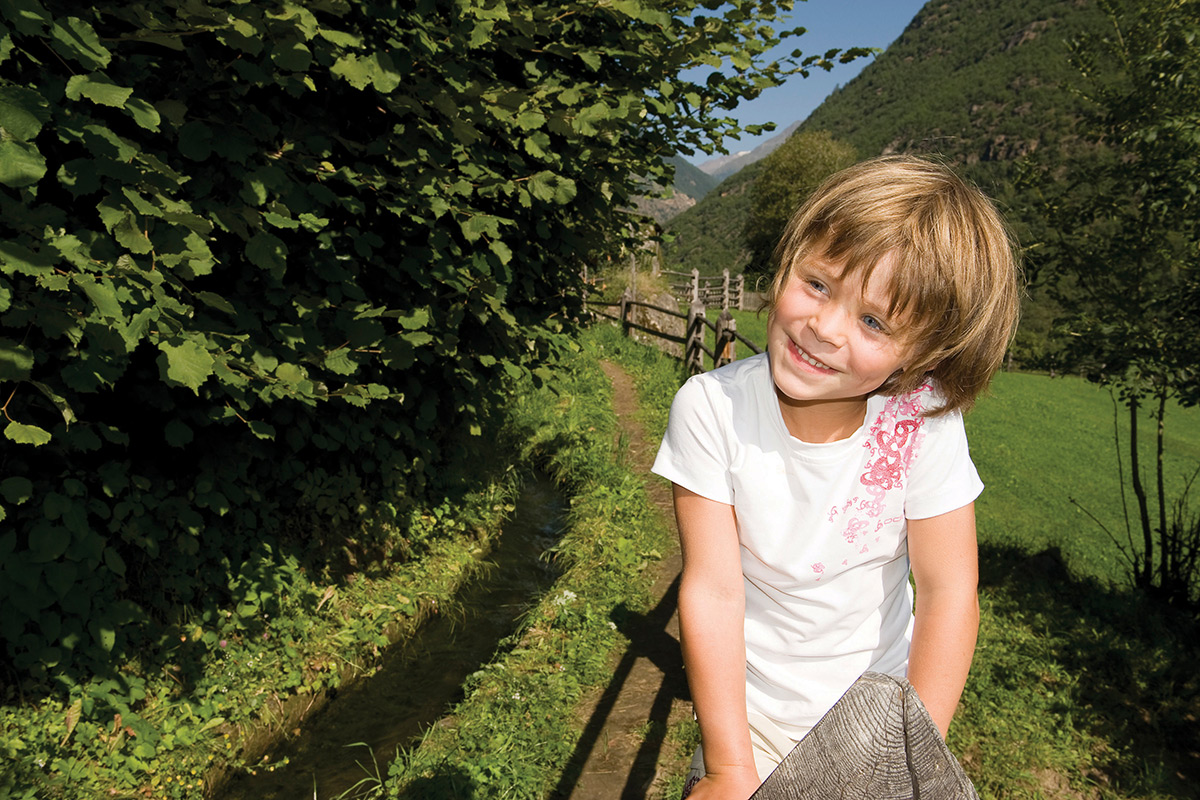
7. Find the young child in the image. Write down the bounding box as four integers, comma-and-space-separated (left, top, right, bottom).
651, 155, 1020, 799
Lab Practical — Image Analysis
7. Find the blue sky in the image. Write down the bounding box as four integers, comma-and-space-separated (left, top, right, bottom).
682, 0, 930, 166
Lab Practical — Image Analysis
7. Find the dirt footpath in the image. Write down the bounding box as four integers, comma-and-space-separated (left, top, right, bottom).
551, 361, 693, 800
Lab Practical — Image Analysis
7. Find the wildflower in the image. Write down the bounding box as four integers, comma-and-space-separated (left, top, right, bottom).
552, 590, 577, 607
219, 639, 227, 648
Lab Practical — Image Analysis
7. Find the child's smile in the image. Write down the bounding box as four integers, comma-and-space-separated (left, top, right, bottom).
768, 252, 911, 442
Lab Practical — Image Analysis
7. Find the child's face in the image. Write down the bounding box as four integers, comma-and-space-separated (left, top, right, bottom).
767, 251, 911, 414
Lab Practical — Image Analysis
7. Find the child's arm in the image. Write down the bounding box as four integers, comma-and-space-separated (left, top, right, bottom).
673, 484, 761, 800
905, 502, 980, 739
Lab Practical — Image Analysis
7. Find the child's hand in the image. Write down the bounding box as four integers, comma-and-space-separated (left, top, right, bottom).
686, 766, 761, 800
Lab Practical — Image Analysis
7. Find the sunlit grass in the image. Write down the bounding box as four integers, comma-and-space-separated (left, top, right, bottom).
970, 371, 1200, 584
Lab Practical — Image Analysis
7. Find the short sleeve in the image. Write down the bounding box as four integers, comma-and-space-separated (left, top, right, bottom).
903, 410, 984, 520
651, 375, 736, 505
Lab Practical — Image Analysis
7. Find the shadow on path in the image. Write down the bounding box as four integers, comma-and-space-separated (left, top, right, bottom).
550, 572, 688, 799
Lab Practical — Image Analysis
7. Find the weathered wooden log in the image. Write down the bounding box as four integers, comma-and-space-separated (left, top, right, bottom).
750, 672, 980, 800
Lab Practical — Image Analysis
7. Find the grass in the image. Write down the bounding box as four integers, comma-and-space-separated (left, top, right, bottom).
957, 371, 1200, 799
969, 371, 1200, 584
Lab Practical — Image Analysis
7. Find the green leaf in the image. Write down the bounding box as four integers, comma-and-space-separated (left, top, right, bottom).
74, 276, 123, 319
528, 171, 577, 204
331, 52, 400, 92
0, 338, 33, 380
460, 214, 503, 242
32, 381, 75, 426
103, 547, 126, 578
44, 561, 76, 599
125, 97, 160, 130
331, 54, 372, 89
157, 340, 215, 394
0, 140, 46, 188
89, 621, 116, 653
324, 347, 357, 375
272, 41, 312, 71
49, 17, 110, 70
247, 421, 276, 440
164, 419, 193, 447
515, 109, 546, 130
275, 363, 305, 384
113, 212, 153, 254
245, 232, 288, 279
489, 239, 513, 264
523, 132, 551, 159
0, 240, 53, 276
0, 476, 33, 505
262, 211, 299, 229
195, 291, 236, 315
64, 74, 134, 107
4, 421, 51, 446
395, 308, 429, 330
0, 85, 50, 141
30, 526, 70, 562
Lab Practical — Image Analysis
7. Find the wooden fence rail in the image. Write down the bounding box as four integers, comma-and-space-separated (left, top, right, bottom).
586, 289, 763, 375
660, 267, 745, 311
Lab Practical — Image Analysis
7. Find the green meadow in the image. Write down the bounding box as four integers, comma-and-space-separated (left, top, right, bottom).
970, 372, 1200, 583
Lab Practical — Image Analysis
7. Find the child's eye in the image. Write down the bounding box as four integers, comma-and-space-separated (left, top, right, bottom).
862, 314, 886, 332
806, 278, 828, 294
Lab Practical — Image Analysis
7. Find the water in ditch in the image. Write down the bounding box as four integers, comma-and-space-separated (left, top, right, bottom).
215, 472, 567, 800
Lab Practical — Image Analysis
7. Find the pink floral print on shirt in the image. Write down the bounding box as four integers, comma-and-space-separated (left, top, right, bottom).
829, 386, 932, 553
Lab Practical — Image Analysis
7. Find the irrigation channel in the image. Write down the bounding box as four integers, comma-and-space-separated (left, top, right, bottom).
217, 472, 568, 800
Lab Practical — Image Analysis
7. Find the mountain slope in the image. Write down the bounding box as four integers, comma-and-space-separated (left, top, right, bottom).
664, 0, 1109, 273
798, 0, 1105, 190
632, 155, 720, 224
698, 120, 802, 181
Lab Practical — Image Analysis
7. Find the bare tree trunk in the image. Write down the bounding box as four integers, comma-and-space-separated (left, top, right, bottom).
1156, 389, 1169, 595
1129, 396, 1154, 588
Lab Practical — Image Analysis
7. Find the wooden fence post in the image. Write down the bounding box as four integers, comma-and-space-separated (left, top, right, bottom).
691, 268, 700, 305
619, 287, 633, 338
735, 273, 744, 310
715, 309, 736, 368
685, 300, 705, 374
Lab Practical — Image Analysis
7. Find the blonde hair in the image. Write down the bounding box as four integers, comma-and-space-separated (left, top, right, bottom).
765, 155, 1021, 416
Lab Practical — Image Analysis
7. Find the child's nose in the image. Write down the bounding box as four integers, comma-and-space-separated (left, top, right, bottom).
808, 303, 849, 345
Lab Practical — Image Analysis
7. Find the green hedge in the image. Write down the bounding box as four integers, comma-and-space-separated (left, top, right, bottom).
0, 0, 833, 787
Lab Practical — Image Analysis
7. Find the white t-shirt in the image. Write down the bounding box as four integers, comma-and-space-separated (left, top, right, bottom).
652, 353, 983, 739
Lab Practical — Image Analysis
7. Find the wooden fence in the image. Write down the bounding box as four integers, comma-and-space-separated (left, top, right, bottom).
586, 289, 763, 375
661, 268, 745, 310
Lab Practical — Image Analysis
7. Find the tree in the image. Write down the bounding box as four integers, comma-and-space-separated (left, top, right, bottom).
742, 130, 858, 274
1025, 0, 1200, 604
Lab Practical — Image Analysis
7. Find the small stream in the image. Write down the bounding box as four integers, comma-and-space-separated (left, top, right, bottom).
216, 473, 566, 800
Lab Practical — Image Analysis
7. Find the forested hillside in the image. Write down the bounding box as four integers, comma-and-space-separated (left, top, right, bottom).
665, 0, 1109, 274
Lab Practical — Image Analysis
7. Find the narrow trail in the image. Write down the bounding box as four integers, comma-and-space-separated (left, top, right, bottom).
552, 360, 693, 800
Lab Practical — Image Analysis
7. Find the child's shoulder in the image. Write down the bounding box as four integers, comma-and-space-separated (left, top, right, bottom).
686, 351, 769, 388
673, 352, 771, 414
